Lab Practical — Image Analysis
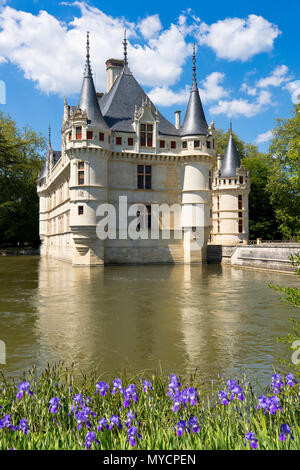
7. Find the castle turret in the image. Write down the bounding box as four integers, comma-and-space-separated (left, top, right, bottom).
212, 125, 250, 245
181, 46, 215, 263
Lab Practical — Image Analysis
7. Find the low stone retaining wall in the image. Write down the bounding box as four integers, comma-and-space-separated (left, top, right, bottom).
208, 243, 300, 273
0, 248, 40, 256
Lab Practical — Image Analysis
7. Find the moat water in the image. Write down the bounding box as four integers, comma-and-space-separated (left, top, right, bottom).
0, 256, 298, 387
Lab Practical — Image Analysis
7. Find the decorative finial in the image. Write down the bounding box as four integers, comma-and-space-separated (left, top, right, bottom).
48, 124, 52, 148
192, 43, 197, 90
123, 30, 128, 66
84, 31, 92, 76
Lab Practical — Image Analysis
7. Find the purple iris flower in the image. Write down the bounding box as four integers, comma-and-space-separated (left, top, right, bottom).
109, 415, 122, 431
123, 385, 139, 408
175, 419, 189, 437
270, 374, 283, 394
98, 417, 109, 431
112, 378, 123, 395
95, 381, 110, 396
19, 419, 29, 435
188, 416, 200, 434
48, 397, 62, 414
168, 375, 181, 398
127, 426, 142, 447
142, 380, 153, 393
16, 382, 33, 400
257, 395, 282, 415
74, 406, 96, 431
285, 373, 296, 388
279, 424, 294, 442
84, 431, 100, 450
244, 431, 258, 449
218, 390, 229, 406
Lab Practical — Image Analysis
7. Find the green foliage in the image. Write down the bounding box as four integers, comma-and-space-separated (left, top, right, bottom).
266, 104, 300, 240
270, 254, 300, 376
0, 364, 299, 450
0, 112, 46, 245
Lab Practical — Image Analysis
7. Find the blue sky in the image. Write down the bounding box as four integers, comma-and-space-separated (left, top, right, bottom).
0, 0, 299, 152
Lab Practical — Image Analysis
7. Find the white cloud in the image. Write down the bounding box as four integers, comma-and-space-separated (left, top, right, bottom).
209, 89, 272, 118
197, 14, 280, 61
240, 83, 257, 96
283, 80, 300, 104
0, 2, 191, 94
148, 71, 228, 107
257, 65, 290, 88
138, 14, 162, 39
255, 130, 273, 144
148, 85, 189, 107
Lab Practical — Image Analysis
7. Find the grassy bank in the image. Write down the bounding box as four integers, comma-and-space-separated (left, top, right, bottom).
0, 364, 299, 450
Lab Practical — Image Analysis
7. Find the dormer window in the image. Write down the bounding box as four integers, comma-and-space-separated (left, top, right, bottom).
207, 141, 211, 149
140, 124, 153, 147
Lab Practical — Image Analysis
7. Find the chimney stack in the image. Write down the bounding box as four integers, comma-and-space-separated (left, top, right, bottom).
106, 59, 124, 93
175, 110, 181, 129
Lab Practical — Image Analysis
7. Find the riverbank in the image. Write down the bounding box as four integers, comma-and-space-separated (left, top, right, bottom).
0, 365, 298, 450
0, 247, 40, 256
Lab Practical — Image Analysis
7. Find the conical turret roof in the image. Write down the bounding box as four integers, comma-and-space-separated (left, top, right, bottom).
180, 45, 208, 137
220, 125, 241, 177
78, 33, 108, 128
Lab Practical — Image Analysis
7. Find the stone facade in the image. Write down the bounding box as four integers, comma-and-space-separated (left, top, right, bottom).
37, 35, 250, 266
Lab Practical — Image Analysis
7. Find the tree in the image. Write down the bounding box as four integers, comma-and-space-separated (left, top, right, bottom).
216, 129, 280, 240
266, 103, 300, 240
0, 112, 46, 245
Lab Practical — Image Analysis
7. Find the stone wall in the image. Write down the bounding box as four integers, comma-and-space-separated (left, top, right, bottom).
208, 243, 300, 273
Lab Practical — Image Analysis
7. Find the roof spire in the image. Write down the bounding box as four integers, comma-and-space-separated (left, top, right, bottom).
220, 122, 241, 177
84, 31, 92, 77
123, 30, 128, 66
48, 124, 52, 149
180, 44, 208, 136
192, 43, 197, 90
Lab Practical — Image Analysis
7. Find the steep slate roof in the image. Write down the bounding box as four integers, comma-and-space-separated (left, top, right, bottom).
99, 66, 179, 136
78, 33, 108, 129
180, 45, 208, 137
220, 127, 241, 177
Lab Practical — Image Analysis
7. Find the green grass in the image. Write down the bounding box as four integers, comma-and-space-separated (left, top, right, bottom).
0, 363, 299, 450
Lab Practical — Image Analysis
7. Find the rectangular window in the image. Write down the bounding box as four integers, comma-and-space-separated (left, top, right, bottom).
128, 137, 134, 146
217, 196, 220, 211
140, 124, 153, 147
87, 131, 93, 140
238, 212, 243, 218
137, 165, 152, 190
76, 127, 82, 140
207, 141, 211, 149
116, 136, 122, 145
194, 140, 200, 148
171, 141, 176, 149
99, 132, 104, 141
182, 141, 187, 149
78, 162, 84, 185
78, 206, 84, 215
239, 219, 243, 233
238, 195, 243, 210
217, 221, 220, 233
68, 132, 72, 142
239, 176, 244, 184
159, 140, 165, 148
